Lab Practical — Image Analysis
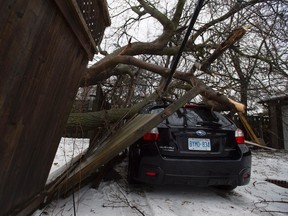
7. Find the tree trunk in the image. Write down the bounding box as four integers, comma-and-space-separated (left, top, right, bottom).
65, 91, 160, 133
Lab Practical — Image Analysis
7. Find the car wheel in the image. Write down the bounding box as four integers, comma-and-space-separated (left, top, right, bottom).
127, 146, 139, 184
215, 185, 237, 191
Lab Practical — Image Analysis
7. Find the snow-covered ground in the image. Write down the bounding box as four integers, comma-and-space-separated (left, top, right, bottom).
33, 138, 288, 216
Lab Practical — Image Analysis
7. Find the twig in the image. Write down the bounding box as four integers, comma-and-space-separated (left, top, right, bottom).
255, 200, 288, 204
103, 184, 146, 216
253, 199, 288, 215
118, 188, 145, 216
260, 210, 288, 214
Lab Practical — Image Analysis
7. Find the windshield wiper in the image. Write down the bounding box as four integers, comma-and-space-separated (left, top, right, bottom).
176, 109, 188, 127
197, 121, 222, 128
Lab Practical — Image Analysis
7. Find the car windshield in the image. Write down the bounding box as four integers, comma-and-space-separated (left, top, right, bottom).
150, 107, 232, 128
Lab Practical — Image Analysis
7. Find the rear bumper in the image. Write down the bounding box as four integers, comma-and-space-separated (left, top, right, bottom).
135, 154, 251, 186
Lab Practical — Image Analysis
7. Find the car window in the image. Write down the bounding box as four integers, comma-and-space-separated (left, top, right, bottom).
213, 112, 234, 128
150, 107, 232, 127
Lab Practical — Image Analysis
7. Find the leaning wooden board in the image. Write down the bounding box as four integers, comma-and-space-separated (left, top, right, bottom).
49, 87, 201, 197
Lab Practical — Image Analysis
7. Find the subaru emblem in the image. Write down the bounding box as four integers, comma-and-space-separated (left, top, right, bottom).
196, 130, 206, 136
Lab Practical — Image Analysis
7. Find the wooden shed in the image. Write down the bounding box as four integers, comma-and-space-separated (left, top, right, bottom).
0, 0, 110, 215
260, 95, 288, 150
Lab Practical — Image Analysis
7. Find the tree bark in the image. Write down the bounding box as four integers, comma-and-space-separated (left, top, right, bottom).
66, 91, 160, 131
189, 75, 245, 113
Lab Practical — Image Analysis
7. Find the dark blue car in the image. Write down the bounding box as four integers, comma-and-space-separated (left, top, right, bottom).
128, 103, 251, 190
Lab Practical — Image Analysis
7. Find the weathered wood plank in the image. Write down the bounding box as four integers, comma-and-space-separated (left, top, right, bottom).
51, 87, 201, 195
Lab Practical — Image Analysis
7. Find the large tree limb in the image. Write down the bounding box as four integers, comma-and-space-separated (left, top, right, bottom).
83, 55, 190, 86
82, 43, 221, 86
70, 63, 243, 133
73, 26, 248, 130
66, 91, 160, 130
84, 24, 249, 86
83, 1, 189, 87
192, 26, 249, 72
189, 76, 245, 113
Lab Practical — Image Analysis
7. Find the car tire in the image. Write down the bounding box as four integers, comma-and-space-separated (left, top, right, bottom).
215, 185, 237, 191
127, 146, 139, 184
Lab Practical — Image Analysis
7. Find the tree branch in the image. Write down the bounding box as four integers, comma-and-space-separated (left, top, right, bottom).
137, 0, 173, 29
171, 0, 187, 26
189, 0, 267, 43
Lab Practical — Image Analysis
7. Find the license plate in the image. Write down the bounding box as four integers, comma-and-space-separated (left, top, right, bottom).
188, 138, 211, 151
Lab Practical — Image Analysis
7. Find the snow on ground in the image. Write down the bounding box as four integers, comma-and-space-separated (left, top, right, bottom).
46, 138, 89, 184
33, 138, 288, 216
49, 138, 89, 174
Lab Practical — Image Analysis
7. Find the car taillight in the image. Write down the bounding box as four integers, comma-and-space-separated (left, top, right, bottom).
143, 128, 159, 141
235, 128, 245, 144
145, 171, 157, 177
243, 172, 250, 180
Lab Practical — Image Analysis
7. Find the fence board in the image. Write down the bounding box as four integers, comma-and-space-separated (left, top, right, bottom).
0, 0, 108, 215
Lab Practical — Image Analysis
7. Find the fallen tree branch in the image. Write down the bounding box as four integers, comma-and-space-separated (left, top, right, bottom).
245, 140, 276, 151
66, 91, 160, 131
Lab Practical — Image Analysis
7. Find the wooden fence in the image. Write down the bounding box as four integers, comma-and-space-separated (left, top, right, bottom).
0, 0, 109, 215
233, 115, 270, 145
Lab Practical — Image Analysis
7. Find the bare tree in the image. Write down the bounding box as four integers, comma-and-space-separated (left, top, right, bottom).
69, 0, 288, 131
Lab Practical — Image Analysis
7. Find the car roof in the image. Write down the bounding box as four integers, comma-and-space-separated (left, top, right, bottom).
148, 102, 211, 111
